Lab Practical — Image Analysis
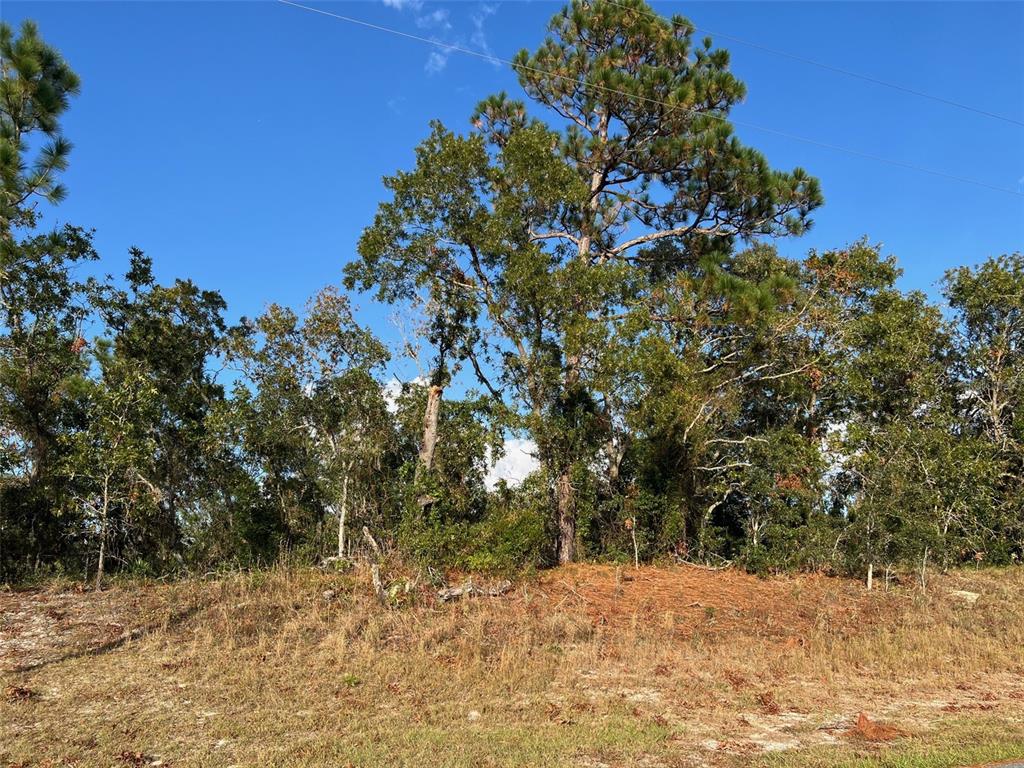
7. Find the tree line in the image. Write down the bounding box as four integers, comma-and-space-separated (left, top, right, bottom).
2, 4, 1021, 585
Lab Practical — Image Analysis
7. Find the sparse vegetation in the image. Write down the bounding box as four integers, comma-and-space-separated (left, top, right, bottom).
2, 565, 1024, 766
2, 3, 1023, 587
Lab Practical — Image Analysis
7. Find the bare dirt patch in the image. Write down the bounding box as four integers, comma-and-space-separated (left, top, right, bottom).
0, 583, 197, 672
530, 563, 883, 640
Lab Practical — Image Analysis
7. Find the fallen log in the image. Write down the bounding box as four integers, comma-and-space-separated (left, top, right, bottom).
437, 579, 513, 603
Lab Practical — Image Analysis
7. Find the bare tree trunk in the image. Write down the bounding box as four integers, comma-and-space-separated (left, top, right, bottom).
556, 471, 576, 564
415, 383, 444, 512
630, 518, 639, 570
417, 384, 443, 476
920, 547, 929, 592
605, 436, 625, 486
95, 476, 110, 592
337, 472, 350, 559
806, 391, 819, 440
27, 430, 48, 485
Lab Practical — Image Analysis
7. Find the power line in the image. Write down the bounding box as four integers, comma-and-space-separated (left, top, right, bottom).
603, 0, 1024, 129
277, 0, 1024, 198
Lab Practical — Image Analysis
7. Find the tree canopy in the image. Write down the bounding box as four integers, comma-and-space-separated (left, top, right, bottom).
1, 7, 1021, 584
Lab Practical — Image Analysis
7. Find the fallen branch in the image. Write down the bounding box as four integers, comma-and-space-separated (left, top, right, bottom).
437, 579, 513, 603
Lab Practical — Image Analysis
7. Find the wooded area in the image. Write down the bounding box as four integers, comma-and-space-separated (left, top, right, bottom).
2, 3, 1021, 586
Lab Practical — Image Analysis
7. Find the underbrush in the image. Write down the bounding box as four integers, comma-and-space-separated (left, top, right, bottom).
2, 565, 1023, 767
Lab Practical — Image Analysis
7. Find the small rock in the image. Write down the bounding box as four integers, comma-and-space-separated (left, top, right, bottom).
467, 709, 481, 721
950, 590, 980, 604
322, 590, 337, 602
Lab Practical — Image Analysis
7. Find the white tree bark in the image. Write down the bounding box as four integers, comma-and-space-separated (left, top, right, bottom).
95, 474, 111, 592
337, 467, 351, 559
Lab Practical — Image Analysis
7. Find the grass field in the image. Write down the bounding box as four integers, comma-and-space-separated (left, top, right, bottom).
2, 563, 1024, 767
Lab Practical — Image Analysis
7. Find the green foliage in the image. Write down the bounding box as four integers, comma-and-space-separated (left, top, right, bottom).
352, 0, 824, 564
398, 476, 549, 574
0, 225, 96, 481
226, 285, 393, 560
943, 253, 1024, 556
89, 249, 233, 566
2, 12, 1021, 583
463, 503, 548, 574
0, 20, 80, 233
60, 349, 161, 586
0, 225, 97, 579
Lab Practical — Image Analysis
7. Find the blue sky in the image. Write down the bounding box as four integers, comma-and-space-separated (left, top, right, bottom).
6, 0, 1024, 385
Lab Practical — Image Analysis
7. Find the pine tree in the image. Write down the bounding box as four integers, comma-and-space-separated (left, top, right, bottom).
353, 0, 821, 562
0, 20, 80, 236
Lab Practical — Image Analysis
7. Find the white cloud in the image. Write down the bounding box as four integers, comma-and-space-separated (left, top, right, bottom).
470, 3, 501, 68
382, 375, 426, 413
485, 437, 539, 490
424, 49, 450, 75
415, 8, 451, 30
383, 0, 499, 74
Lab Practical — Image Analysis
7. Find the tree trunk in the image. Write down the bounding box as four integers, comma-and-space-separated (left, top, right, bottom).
556, 470, 576, 564
337, 473, 350, 559
27, 428, 49, 485
806, 391, 819, 440
605, 435, 625, 486
417, 384, 443, 475
550, 109, 605, 566
630, 518, 639, 570
415, 383, 443, 511
95, 477, 110, 592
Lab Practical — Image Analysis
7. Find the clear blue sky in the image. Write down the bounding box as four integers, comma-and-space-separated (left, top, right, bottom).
6, 0, 1024, 381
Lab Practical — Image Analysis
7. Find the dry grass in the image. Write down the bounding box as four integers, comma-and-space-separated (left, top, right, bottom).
2, 564, 1024, 767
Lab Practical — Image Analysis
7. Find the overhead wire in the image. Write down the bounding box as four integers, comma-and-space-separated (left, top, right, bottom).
601, 0, 1024, 128
276, 0, 1024, 198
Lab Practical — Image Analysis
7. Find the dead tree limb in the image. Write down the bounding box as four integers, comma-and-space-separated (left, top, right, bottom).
437, 579, 513, 603
361, 526, 388, 605
370, 564, 387, 604
362, 526, 382, 559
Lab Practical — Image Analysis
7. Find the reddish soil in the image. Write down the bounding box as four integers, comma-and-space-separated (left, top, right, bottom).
530, 563, 883, 639
845, 711, 907, 742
